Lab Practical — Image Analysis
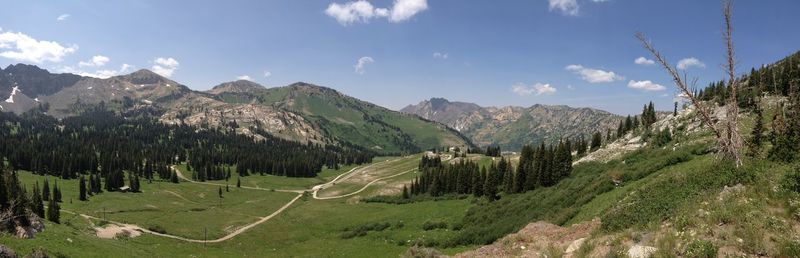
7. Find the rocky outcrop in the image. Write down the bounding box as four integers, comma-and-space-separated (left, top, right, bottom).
402, 98, 621, 150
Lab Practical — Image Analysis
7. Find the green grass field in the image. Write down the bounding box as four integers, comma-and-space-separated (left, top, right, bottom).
2, 154, 478, 257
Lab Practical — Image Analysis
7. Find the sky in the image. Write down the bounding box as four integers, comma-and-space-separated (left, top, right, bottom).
0, 0, 798, 115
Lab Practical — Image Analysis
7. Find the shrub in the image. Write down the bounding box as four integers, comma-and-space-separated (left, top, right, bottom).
421, 221, 448, 231
148, 225, 167, 234
340, 222, 392, 239
780, 240, 800, 258
781, 166, 800, 193
685, 240, 717, 258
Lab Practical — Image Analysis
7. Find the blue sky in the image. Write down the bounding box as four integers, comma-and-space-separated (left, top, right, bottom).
1, 0, 798, 114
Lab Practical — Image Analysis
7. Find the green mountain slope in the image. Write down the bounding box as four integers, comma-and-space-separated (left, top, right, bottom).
245, 83, 473, 154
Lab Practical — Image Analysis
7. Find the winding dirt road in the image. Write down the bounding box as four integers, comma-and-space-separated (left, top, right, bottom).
70, 156, 420, 243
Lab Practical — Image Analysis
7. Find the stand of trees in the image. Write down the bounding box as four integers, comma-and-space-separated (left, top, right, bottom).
408, 141, 573, 201
0, 107, 375, 193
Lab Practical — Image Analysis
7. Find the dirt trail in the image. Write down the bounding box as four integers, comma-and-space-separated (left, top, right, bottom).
67, 155, 423, 243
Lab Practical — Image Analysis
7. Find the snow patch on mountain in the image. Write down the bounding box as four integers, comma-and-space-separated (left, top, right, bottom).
4, 86, 20, 103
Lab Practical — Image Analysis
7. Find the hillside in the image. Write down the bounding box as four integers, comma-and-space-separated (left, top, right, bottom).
402, 98, 621, 150
0, 65, 472, 154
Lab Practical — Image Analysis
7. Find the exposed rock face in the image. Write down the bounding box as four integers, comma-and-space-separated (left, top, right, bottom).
454, 219, 600, 258
14, 215, 45, 239
0, 65, 472, 153
160, 93, 326, 144
402, 98, 621, 150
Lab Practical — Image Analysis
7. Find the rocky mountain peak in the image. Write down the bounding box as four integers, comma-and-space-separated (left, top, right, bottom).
118, 69, 173, 85
208, 80, 266, 94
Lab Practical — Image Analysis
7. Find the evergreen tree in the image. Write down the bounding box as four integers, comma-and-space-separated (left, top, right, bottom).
483, 168, 498, 201
674, 102, 678, 116
30, 182, 45, 218
53, 181, 62, 203
747, 100, 764, 157
590, 132, 603, 152
0, 171, 7, 209
79, 176, 87, 201
401, 185, 410, 199
170, 171, 179, 183
236, 177, 241, 188
42, 178, 50, 201
47, 198, 60, 224
218, 187, 223, 198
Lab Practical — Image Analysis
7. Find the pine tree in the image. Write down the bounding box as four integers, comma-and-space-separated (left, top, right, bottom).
226, 184, 230, 192
87, 174, 95, 196
483, 168, 498, 201
218, 187, 223, 198
237, 177, 241, 188
170, 171, 179, 183
401, 185, 410, 199
747, 100, 764, 157
42, 178, 50, 201
31, 182, 45, 218
674, 101, 678, 116
590, 132, 603, 152
0, 171, 7, 209
47, 198, 60, 224
53, 181, 62, 203
79, 176, 87, 201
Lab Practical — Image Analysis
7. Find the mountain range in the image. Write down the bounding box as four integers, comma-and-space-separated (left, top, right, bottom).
0, 64, 471, 154
401, 98, 621, 150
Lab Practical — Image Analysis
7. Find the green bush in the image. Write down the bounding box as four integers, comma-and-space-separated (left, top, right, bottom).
421, 221, 448, 231
340, 222, 393, 239
685, 240, 717, 258
781, 166, 800, 193
780, 240, 800, 258
148, 225, 167, 234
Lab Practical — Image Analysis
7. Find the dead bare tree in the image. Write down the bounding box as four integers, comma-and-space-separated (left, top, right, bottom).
635, 0, 743, 167
722, 0, 743, 166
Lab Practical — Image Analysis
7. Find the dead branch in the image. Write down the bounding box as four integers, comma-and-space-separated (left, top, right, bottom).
635, 32, 723, 140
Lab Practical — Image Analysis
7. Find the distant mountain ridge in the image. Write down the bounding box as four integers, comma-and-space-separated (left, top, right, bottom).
402, 98, 621, 150
0, 64, 472, 154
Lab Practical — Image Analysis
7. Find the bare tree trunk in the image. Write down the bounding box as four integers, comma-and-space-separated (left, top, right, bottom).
722, 0, 743, 166
634, 0, 742, 167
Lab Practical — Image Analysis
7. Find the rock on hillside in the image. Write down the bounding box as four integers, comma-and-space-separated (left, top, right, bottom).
402, 98, 621, 150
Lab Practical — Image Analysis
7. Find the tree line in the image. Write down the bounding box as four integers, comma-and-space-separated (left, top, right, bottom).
407, 140, 574, 201
0, 106, 375, 192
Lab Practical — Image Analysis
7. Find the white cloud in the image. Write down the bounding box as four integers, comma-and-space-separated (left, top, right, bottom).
325, 0, 385, 25
236, 75, 252, 81
78, 55, 110, 67
512, 82, 557, 96
627, 80, 666, 91
565, 64, 624, 83
677, 57, 705, 70
567, 85, 575, 90
549, 0, 579, 16
354, 56, 374, 74
59, 63, 134, 79
634, 56, 655, 66
432, 52, 448, 60
56, 14, 70, 21
325, 0, 427, 25
263, 70, 272, 78
389, 0, 428, 22
151, 57, 179, 77
0, 30, 77, 63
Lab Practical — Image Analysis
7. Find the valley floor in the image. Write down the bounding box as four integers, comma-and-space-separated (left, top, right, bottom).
1, 154, 476, 257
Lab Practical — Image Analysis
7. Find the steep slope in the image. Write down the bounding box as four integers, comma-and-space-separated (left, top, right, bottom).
0, 65, 472, 154
233, 82, 474, 154
402, 98, 621, 150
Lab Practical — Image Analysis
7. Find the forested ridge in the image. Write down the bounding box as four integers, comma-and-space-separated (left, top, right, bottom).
0, 105, 374, 187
